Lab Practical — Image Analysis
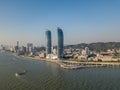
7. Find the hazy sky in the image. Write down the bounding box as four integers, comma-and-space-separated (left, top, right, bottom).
0, 0, 120, 46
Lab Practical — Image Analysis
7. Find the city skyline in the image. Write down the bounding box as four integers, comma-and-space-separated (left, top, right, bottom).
0, 0, 120, 46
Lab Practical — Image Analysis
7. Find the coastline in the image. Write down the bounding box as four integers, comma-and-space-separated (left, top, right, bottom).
12, 53, 120, 69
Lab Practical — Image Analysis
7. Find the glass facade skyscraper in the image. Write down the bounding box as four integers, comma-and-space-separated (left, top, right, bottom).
46, 30, 52, 55
57, 28, 64, 58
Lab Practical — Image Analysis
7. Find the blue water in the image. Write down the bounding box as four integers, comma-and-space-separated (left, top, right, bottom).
0, 52, 120, 90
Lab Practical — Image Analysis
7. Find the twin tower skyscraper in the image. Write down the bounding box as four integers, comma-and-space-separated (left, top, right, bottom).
45, 27, 64, 59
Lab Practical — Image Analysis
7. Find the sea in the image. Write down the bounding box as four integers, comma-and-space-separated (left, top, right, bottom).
0, 52, 120, 90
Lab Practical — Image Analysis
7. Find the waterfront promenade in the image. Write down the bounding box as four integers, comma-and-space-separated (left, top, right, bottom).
22, 57, 120, 69
12, 53, 120, 69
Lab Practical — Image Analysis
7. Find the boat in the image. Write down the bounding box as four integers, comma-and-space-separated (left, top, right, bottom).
15, 70, 27, 77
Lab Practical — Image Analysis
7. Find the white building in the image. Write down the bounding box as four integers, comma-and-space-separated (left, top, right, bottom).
46, 54, 58, 60
82, 47, 90, 56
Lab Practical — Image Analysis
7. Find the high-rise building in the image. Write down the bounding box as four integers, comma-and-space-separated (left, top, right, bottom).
57, 27, 64, 58
17, 41, 19, 48
14, 41, 19, 52
45, 30, 52, 55
26, 43, 33, 54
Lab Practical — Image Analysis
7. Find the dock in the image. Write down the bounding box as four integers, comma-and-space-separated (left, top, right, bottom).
59, 61, 120, 69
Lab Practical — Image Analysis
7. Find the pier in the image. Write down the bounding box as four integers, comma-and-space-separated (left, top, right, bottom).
59, 61, 120, 69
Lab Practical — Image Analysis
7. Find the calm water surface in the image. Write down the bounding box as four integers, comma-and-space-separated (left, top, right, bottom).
0, 52, 120, 90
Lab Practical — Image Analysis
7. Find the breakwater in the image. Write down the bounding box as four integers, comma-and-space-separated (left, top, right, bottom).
60, 61, 120, 69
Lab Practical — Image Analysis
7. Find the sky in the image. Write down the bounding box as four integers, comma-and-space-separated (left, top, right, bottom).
0, 0, 120, 46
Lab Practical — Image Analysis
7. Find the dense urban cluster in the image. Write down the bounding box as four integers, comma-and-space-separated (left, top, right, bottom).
0, 28, 120, 62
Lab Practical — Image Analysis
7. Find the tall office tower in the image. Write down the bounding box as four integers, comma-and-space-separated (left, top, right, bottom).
45, 30, 52, 55
14, 41, 19, 52
17, 41, 19, 48
27, 43, 33, 53
57, 27, 64, 58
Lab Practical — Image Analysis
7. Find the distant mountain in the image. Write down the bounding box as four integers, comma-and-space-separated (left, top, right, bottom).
64, 42, 120, 52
